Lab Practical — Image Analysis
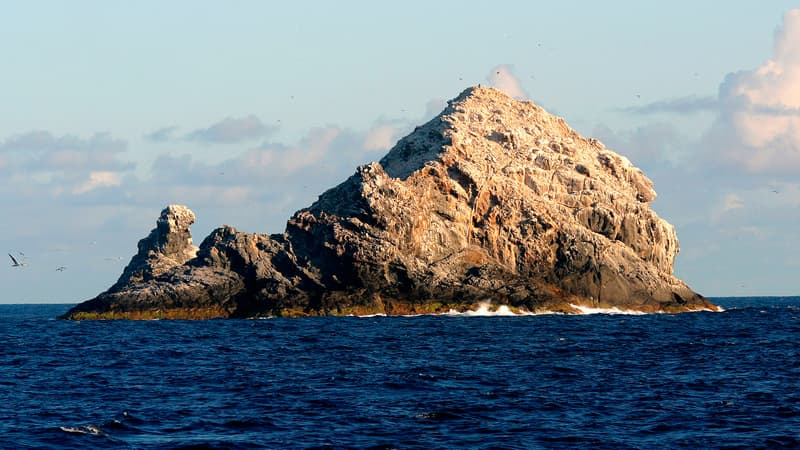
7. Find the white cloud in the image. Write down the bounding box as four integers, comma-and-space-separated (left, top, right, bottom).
720, 193, 744, 213
707, 193, 746, 224
240, 147, 276, 171
144, 126, 179, 143
148, 119, 407, 193
705, 9, 800, 174
282, 126, 340, 172
363, 124, 399, 151
424, 98, 448, 120
72, 171, 123, 194
1, 130, 126, 154
610, 9, 800, 177
592, 122, 688, 168
622, 95, 718, 115
0, 130, 134, 177
186, 115, 277, 144
157, 185, 252, 206
242, 126, 341, 173
486, 64, 528, 100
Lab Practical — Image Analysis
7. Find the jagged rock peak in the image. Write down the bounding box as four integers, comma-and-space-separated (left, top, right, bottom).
336, 85, 676, 277
151, 205, 197, 257
158, 205, 196, 237
111, 204, 199, 290
379, 85, 655, 204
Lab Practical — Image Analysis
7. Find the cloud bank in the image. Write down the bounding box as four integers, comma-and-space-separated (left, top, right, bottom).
704, 9, 800, 173
623, 95, 719, 115
0, 130, 134, 178
185, 115, 277, 144
611, 9, 800, 176
72, 171, 123, 195
144, 126, 179, 143
1, 130, 126, 154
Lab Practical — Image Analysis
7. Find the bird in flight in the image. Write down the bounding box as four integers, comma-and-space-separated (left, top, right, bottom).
56, 266, 67, 272
8, 253, 27, 267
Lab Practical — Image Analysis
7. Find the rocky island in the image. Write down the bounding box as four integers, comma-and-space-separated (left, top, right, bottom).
62, 86, 718, 319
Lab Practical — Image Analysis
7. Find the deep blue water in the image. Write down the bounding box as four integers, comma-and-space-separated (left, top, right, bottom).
1, 297, 799, 449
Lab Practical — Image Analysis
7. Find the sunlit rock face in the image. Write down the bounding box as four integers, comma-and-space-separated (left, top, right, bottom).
62, 87, 717, 320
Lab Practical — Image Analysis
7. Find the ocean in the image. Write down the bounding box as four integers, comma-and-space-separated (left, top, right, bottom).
1, 297, 798, 449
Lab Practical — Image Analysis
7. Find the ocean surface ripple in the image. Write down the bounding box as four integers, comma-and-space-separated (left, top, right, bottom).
1, 297, 798, 449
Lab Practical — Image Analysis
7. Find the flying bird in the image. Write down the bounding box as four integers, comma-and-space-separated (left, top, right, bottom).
56, 266, 67, 272
8, 254, 26, 267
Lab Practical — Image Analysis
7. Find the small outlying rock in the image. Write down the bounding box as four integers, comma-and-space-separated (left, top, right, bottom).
111, 205, 198, 291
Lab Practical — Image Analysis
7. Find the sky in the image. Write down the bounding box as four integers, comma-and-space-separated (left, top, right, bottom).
2, 1, 799, 302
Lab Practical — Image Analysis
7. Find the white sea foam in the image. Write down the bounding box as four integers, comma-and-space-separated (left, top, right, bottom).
569, 304, 651, 315
569, 304, 723, 315
59, 425, 104, 436
446, 302, 538, 316
387, 302, 543, 317
688, 306, 724, 313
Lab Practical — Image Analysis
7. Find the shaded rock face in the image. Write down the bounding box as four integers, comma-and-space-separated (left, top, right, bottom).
62, 87, 718, 319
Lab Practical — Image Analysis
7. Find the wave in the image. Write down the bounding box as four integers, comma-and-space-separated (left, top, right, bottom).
446, 303, 534, 316
568, 304, 651, 315
59, 425, 104, 436
569, 304, 722, 315
283, 301, 724, 318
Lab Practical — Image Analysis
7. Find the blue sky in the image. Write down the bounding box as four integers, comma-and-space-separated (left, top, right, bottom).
2, 1, 799, 302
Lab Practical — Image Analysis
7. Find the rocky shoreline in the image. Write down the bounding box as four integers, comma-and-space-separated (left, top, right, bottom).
62, 86, 718, 320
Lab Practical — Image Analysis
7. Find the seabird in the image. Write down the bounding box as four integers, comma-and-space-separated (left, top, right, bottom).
8, 254, 26, 267
56, 266, 66, 272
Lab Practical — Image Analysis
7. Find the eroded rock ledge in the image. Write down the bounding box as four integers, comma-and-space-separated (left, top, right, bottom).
62, 86, 718, 319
